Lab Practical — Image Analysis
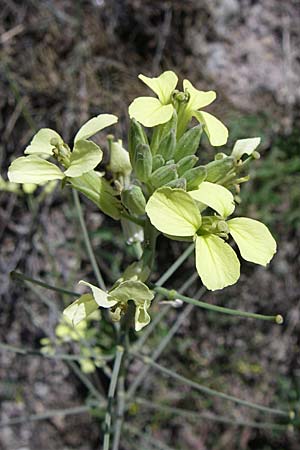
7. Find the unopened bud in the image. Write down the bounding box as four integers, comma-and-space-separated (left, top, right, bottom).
109, 139, 132, 177
252, 151, 260, 160
158, 129, 176, 161
166, 178, 187, 189
50, 137, 59, 146
174, 125, 202, 162
185, 166, 207, 190
176, 155, 198, 176
121, 185, 146, 216
205, 157, 235, 183
152, 154, 165, 172
134, 143, 153, 182
128, 118, 148, 165
150, 164, 178, 189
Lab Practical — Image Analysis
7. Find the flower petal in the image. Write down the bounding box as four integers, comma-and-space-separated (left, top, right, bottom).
135, 303, 151, 331
64, 140, 103, 177
139, 71, 178, 104
227, 217, 277, 266
128, 97, 173, 127
79, 280, 116, 308
63, 294, 99, 326
8, 156, 64, 184
193, 111, 228, 146
74, 114, 118, 143
189, 181, 235, 217
195, 235, 240, 290
146, 187, 202, 237
183, 79, 216, 111
24, 128, 63, 156
231, 137, 261, 160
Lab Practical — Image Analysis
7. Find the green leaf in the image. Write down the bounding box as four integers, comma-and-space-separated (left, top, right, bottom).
189, 181, 235, 217
63, 293, 99, 326
231, 137, 261, 160
128, 97, 174, 127
24, 128, 63, 156
79, 280, 117, 308
195, 234, 240, 290
193, 111, 228, 146
8, 156, 64, 184
139, 71, 178, 104
74, 114, 118, 142
64, 140, 103, 177
183, 79, 216, 112
146, 187, 201, 237
227, 217, 277, 266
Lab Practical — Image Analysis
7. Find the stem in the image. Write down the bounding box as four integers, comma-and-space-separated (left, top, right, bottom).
134, 397, 290, 431
112, 375, 125, 450
10, 271, 79, 297
103, 346, 124, 450
0, 405, 94, 429
152, 286, 283, 324
155, 243, 194, 287
132, 353, 290, 417
127, 286, 205, 399
0, 342, 114, 362
142, 220, 159, 274
73, 189, 106, 290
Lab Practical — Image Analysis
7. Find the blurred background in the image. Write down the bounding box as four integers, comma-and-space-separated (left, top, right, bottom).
1, 1, 300, 449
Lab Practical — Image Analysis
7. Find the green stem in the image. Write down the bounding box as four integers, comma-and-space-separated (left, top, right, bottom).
134, 397, 290, 431
103, 346, 124, 450
142, 220, 159, 274
0, 405, 95, 429
10, 271, 79, 297
0, 342, 114, 362
132, 353, 290, 417
112, 375, 125, 450
127, 285, 205, 399
152, 286, 283, 324
155, 243, 194, 287
73, 189, 106, 290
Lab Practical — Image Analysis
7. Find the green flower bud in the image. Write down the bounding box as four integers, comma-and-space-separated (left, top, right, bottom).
152, 154, 165, 172
133, 143, 153, 182
165, 178, 187, 189
185, 166, 207, 190
151, 110, 177, 154
150, 164, 178, 189
176, 155, 198, 176
128, 118, 148, 165
121, 185, 146, 216
205, 156, 235, 183
158, 129, 176, 161
174, 124, 202, 162
108, 138, 132, 177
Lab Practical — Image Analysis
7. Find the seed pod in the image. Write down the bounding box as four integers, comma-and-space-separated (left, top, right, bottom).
185, 166, 207, 190
205, 156, 235, 183
121, 185, 146, 216
152, 154, 165, 172
150, 164, 178, 189
165, 178, 187, 190
134, 143, 152, 182
174, 125, 202, 162
158, 129, 176, 161
151, 110, 177, 154
176, 155, 198, 176
128, 118, 148, 165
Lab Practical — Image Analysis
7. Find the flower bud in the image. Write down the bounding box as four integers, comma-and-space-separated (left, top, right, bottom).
133, 143, 153, 182
128, 118, 148, 165
152, 154, 165, 172
205, 156, 235, 183
158, 129, 176, 161
176, 155, 198, 176
185, 166, 207, 190
150, 164, 178, 189
108, 138, 132, 177
165, 178, 187, 189
174, 125, 202, 162
151, 110, 177, 155
121, 185, 146, 216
